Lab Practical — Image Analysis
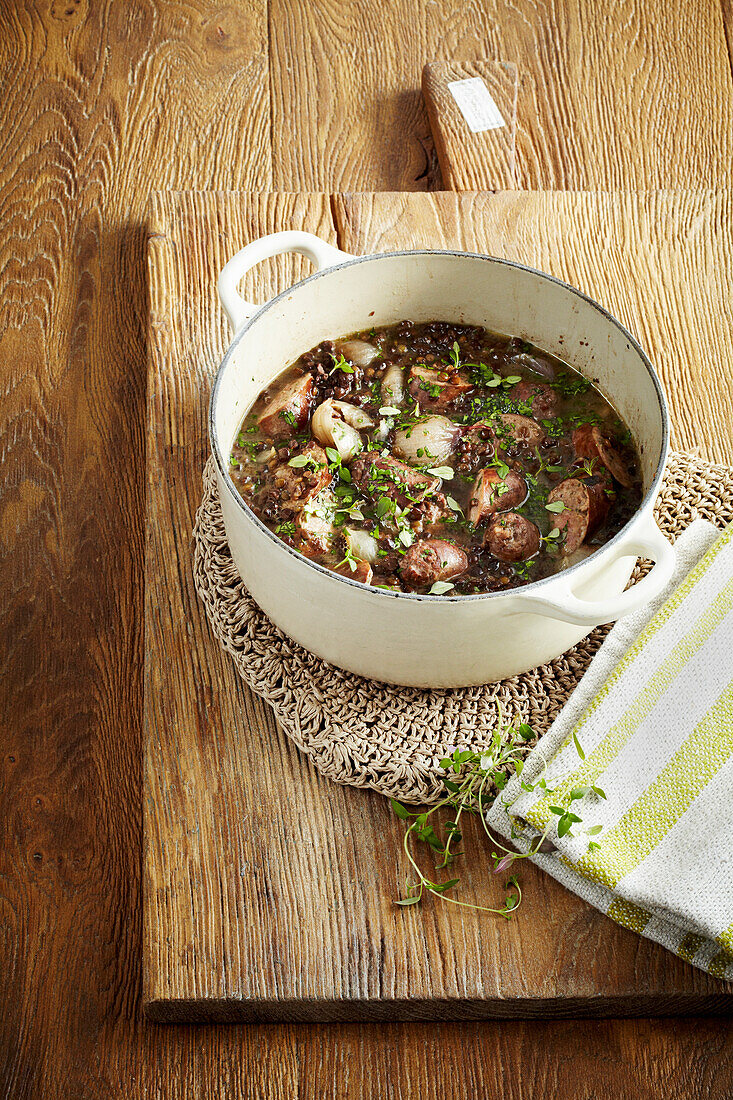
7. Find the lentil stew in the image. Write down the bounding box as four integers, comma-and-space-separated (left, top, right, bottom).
229, 321, 643, 595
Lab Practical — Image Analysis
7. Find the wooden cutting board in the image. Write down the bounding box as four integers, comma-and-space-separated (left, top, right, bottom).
144, 189, 733, 1022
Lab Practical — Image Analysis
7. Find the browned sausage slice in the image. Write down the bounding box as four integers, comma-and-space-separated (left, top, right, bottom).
335, 559, 374, 585
547, 476, 610, 553
484, 513, 541, 562
400, 538, 468, 588
408, 364, 473, 412
468, 468, 528, 525
258, 372, 313, 438
515, 380, 558, 419
271, 442, 331, 512
573, 423, 635, 488
496, 413, 545, 453
350, 453, 440, 507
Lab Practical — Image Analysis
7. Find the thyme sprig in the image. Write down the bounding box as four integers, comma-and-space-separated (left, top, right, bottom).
391, 718, 604, 917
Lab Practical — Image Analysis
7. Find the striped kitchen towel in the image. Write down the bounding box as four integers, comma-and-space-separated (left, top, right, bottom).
487, 518, 733, 979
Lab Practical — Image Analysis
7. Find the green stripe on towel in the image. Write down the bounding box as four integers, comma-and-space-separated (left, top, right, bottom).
572, 681, 733, 888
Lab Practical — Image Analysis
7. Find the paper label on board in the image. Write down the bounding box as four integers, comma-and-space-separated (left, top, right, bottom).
447, 77, 505, 133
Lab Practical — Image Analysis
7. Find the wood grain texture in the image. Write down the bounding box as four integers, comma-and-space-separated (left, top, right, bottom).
336, 190, 733, 464
722, 0, 733, 73
0, 1, 271, 1096
422, 61, 518, 189
3, 0, 733, 1094
144, 189, 733, 1026
269, 0, 733, 190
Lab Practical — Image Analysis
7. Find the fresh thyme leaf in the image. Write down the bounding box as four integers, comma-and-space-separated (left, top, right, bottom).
557, 812, 582, 838
569, 786, 591, 801
572, 730, 586, 760
330, 352, 355, 375
430, 878, 459, 894
390, 798, 411, 820
429, 580, 454, 595
445, 340, 461, 371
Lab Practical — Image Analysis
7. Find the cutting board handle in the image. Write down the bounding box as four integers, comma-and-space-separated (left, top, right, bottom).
218, 231, 353, 332
422, 60, 519, 191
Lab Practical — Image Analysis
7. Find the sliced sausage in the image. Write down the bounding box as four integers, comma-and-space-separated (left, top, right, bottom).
573, 423, 635, 488
294, 489, 339, 555
468, 468, 528, 525
400, 538, 468, 588
496, 413, 545, 452
515, 380, 558, 419
408, 364, 473, 412
485, 513, 541, 562
258, 372, 313, 438
270, 442, 331, 513
350, 452, 440, 507
547, 476, 610, 553
335, 559, 374, 585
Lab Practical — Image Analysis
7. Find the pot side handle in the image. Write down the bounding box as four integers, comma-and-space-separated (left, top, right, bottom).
218, 231, 353, 333
518, 515, 676, 628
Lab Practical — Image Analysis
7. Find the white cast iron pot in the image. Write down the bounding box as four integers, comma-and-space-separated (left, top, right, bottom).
210, 232, 673, 688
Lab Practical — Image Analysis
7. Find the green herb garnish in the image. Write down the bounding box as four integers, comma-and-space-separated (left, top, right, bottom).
391, 718, 602, 915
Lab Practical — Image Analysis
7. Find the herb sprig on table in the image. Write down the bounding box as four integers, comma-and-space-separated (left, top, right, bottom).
391, 717, 604, 918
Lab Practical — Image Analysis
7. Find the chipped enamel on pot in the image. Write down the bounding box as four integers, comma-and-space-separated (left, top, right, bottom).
210, 232, 672, 688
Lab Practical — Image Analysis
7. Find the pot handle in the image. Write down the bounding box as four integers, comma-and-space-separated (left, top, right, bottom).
519, 514, 676, 627
218, 231, 353, 332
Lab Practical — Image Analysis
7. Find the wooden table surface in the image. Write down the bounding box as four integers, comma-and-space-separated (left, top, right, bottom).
146, 189, 733, 1023
2, 1, 733, 1096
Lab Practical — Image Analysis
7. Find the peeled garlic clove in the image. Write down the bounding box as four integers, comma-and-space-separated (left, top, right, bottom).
332, 400, 374, 431
393, 415, 459, 466
381, 364, 404, 406
311, 399, 366, 461
510, 351, 556, 380
331, 419, 363, 461
336, 339, 380, 367
344, 527, 379, 564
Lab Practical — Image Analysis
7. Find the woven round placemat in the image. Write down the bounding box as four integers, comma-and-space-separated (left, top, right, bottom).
193, 451, 733, 803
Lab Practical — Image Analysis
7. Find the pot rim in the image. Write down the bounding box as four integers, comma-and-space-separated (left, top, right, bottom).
209, 248, 670, 604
